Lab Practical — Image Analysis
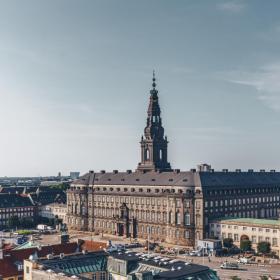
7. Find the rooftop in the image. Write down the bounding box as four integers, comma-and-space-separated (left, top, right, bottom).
109, 252, 217, 280
213, 217, 280, 227
73, 169, 280, 188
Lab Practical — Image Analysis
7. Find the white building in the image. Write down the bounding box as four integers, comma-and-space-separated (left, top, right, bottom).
39, 203, 67, 222
210, 218, 280, 256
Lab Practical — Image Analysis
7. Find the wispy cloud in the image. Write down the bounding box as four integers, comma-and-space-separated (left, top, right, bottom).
224, 63, 280, 111
217, 1, 246, 13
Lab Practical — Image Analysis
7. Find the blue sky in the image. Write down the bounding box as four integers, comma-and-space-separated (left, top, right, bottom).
1, 0, 280, 176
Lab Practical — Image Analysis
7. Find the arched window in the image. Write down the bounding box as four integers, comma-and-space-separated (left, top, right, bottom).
145, 149, 150, 160
159, 149, 163, 160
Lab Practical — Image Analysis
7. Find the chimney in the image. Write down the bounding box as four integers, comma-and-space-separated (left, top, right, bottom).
197, 164, 211, 172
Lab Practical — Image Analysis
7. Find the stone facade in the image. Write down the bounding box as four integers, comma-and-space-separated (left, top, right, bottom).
210, 218, 280, 256
66, 74, 280, 247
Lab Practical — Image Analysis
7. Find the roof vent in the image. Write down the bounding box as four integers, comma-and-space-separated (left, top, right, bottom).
59, 253, 64, 259
260, 169, 265, 172
89, 170, 94, 174
248, 169, 254, 172
126, 170, 132, 174
174, 169, 180, 173
190, 169, 196, 173
210, 169, 215, 172
113, 170, 118, 174
100, 170, 106, 174
222, 169, 228, 173
46, 254, 53, 260
270, 169, 276, 173
235, 169, 241, 172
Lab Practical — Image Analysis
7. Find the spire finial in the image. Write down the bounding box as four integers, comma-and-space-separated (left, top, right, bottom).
152, 70, 156, 89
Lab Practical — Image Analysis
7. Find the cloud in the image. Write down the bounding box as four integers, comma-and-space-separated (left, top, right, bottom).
217, 1, 246, 13
225, 63, 280, 111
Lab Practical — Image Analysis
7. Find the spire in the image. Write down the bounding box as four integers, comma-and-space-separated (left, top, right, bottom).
152, 70, 156, 89
136, 73, 171, 172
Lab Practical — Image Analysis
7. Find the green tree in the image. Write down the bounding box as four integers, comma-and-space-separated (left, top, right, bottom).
260, 276, 268, 280
231, 276, 241, 280
257, 241, 271, 255
240, 240, 252, 251
223, 238, 233, 248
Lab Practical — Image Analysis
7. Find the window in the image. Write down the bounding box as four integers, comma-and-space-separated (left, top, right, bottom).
185, 230, 190, 239
252, 236, 257, 244
234, 234, 239, 242
272, 238, 278, 246
145, 149, 150, 160
184, 213, 190, 225
176, 212, 181, 225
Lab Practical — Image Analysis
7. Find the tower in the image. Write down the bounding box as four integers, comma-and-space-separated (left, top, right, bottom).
137, 72, 172, 172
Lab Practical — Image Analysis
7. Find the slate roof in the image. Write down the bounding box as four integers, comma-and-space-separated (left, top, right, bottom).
30, 190, 66, 205
73, 170, 280, 190
0, 194, 34, 208
199, 171, 280, 187
73, 171, 195, 187
110, 252, 216, 280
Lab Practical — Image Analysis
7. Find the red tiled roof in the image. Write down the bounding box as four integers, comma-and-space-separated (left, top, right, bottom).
80, 240, 107, 252
0, 242, 79, 278
0, 257, 19, 278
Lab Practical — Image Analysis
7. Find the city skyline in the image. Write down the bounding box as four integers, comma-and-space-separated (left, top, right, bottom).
1, 1, 280, 176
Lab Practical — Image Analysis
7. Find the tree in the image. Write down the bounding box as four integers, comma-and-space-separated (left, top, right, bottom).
257, 241, 271, 255
240, 240, 252, 251
223, 238, 233, 248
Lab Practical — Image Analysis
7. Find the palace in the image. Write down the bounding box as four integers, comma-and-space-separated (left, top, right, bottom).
66, 73, 280, 246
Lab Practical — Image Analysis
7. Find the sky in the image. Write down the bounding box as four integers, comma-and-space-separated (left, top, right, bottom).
1, 0, 280, 176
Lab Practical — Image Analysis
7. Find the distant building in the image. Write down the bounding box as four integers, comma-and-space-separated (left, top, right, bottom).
66, 74, 280, 246
39, 203, 67, 222
0, 194, 35, 229
70, 172, 80, 180
29, 188, 66, 206
210, 218, 280, 256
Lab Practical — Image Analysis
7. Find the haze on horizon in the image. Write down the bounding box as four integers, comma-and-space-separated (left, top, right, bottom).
1, 0, 280, 177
